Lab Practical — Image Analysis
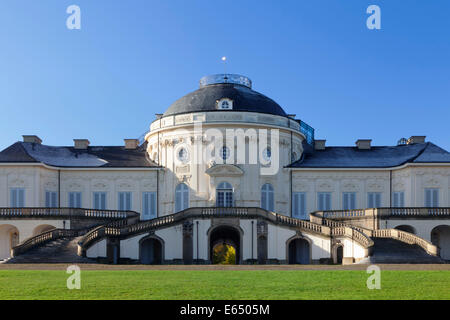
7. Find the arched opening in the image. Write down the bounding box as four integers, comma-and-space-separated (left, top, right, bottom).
336, 245, 343, 264
175, 183, 189, 212
0, 224, 20, 260
431, 225, 450, 261
209, 225, 241, 264
395, 225, 416, 234
261, 183, 274, 212
288, 238, 310, 264
32, 224, 56, 236
139, 237, 163, 265
216, 182, 233, 207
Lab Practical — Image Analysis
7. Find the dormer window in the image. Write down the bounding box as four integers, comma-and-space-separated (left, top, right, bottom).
217, 98, 233, 110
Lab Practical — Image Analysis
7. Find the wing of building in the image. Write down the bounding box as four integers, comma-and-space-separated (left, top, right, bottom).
1, 74, 449, 265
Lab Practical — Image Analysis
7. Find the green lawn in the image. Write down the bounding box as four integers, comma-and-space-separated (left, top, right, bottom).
0, 270, 449, 300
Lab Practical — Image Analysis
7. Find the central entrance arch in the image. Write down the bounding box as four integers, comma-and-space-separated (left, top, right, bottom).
209, 225, 241, 264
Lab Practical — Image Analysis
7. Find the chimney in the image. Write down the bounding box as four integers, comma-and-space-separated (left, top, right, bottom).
314, 139, 326, 150
22, 135, 42, 144
355, 139, 372, 150
73, 139, 90, 149
407, 136, 426, 144
124, 139, 139, 149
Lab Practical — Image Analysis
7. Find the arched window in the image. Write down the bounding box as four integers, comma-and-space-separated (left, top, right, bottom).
175, 183, 189, 212
261, 183, 274, 211
216, 182, 233, 207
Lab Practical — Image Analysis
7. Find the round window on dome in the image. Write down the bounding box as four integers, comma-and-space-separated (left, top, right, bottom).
262, 147, 272, 162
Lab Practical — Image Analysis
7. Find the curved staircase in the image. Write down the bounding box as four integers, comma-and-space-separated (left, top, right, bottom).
359, 238, 444, 264
6, 236, 94, 264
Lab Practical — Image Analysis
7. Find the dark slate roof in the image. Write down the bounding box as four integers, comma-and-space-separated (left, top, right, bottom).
289, 142, 450, 168
163, 83, 287, 117
0, 142, 158, 168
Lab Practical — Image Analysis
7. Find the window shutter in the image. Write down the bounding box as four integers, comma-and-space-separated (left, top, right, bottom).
300, 193, 306, 219
94, 193, 99, 210
46, 192, 50, 207
176, 189, 181, 212
261, 188, 267, 210
325, 193, 331, 210
400, 192, 404, 207
142, 193, 149, 219
18, 189, 24, 207
101, 193, 106, 210
76, 193, 81, 208
292, 193, 299, 218
343, 193, 348, 210
183, 187, 189, 210
350, 193, 356, 210
393, 192, 399, 207
52, 192, 57, 207
375, 193, 381, 207
268, 190, 274, 212
432, 189, 438, 207
69, 193, 74, 208
150, 192, 156, 218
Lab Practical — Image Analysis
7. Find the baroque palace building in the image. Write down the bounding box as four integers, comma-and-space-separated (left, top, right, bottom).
0, 74, 449, 265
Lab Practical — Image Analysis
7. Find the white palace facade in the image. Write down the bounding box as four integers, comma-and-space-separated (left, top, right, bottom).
0, 74, 449, 265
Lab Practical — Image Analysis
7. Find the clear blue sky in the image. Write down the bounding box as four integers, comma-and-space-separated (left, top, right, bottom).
1, 0, 449, 151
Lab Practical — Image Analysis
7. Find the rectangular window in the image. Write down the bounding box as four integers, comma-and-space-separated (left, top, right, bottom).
292, 192, 307, 219
68, 192, 82, 208
392, 192, 405, 208
142, 192, 157, 220
317, 192, 331, 211
45, 191, 58, 208
10, 188, 25, 207
367, 192, 381, 208
93, 192, 107, 210
425, 189, 439, 207
343, 192, 356, 210
118, 192, 132, 211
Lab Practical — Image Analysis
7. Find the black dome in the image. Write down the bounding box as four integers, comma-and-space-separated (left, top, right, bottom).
163, 77, 287, 117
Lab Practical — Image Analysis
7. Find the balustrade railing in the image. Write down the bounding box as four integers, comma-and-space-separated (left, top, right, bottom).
0, 207, 138, 219
313, 207, 450, 220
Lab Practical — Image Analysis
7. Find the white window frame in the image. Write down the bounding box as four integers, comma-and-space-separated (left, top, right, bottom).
69, 192, 82, 208
118, 192, 132, 211
142, 192, 157, 220
175, 183, 189, 212
93, 192, 107, 210
317, 192, 331, 211
216, 182, 233, 208
292, 192, 307, 219
10, 188, 25, 208
367, 192, 381, 208
392, 191, 405, 208
261, 183, 274, 212
45, 191, 58, 208
425, 188, 439, 207
342, 192, 356, 210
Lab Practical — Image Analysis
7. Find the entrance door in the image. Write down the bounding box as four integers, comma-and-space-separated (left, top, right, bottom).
288, 238, 310, 264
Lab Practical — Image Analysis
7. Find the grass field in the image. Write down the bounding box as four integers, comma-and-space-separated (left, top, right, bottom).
0, 268, 449, 300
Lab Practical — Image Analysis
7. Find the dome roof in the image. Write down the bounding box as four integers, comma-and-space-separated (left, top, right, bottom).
163, 74, 287, 117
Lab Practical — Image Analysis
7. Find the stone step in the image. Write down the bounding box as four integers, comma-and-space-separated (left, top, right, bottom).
364, 238, 444, 264
6, 236, 95, 264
